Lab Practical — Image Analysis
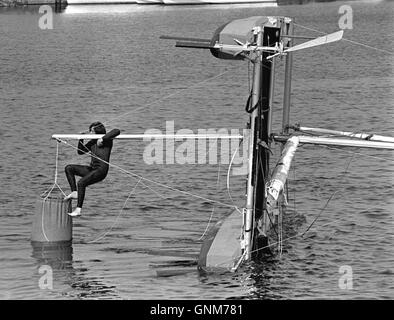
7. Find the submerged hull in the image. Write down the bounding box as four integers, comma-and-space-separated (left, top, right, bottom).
198, 210, 243, 273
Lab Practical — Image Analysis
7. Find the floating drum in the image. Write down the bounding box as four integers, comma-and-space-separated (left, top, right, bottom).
31, 195, 73, 243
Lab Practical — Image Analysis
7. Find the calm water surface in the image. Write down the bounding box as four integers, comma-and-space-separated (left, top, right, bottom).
0, 1, 393, 299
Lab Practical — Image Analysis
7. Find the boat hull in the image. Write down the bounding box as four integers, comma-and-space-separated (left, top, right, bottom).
205, 0, 276, 3
66, 0, 276, 4
198, 209, 243, 273
67, 0, 137, 4
162, 0, 205, 4
136, 0, 163, 3
163, 0, 276, 4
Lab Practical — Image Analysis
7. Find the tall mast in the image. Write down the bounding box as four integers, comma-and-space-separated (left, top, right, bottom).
282, 18, 294, 135
267, 55, 276, 137
244, 26, 263, 261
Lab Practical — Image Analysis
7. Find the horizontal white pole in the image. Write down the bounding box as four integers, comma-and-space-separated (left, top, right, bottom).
213, 43, 277, 52
298, 126, 394, 143
274, 135, 394, 150
52, 134, 244, 140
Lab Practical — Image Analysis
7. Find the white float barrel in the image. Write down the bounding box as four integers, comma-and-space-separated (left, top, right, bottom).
31, 196, 73, 243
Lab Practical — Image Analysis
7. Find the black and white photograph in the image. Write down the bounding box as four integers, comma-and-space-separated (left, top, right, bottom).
0, 0, 393, 306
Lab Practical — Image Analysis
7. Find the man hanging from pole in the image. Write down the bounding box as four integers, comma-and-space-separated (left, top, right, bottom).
64, 122, 120, 217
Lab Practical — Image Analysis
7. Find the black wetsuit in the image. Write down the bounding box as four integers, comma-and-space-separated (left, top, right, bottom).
65, 129, 120, 208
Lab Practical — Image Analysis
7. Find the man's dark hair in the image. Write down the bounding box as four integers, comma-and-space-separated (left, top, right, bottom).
89, 122, 106, 134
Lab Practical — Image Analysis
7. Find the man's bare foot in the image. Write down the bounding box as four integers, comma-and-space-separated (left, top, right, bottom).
64, 191, 77, 200
67, 207, 81, 217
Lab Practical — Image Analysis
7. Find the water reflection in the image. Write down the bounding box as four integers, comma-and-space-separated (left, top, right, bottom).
31, 241, 118, 299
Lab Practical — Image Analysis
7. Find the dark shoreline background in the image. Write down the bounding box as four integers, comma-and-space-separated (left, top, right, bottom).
1, 0, 66, 6
0, 0, 359, 8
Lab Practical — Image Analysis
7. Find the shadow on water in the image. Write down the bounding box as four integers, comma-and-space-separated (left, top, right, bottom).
31, 241, 119, 299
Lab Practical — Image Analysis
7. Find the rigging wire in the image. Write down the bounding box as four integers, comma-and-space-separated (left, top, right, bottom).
86, 177, 142, 244
48, 58, 257, 242
196, 134, 242, 240
96, 45, 281, 141
227, 139, 244, 215
40, 141, 67, 199
195, 134, 223, 240
56, 133, 240, 242
293, 22, 394, 56
215, 143, 359, 268
44, 22, 394, 252
252, 148, 355, 258
292, 88, 393, 128
257, 150, 279, 239
101, 68, 237, 129
289, 23, 393, 132
195, 23, 392, 264
198, 162, 221, 241
234, 22, 394, 261
57, 138, 241, 211
325, 145, 394, 163
301, 151, 354, 236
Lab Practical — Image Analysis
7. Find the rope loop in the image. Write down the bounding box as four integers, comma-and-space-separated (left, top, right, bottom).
41, 140, 66, 200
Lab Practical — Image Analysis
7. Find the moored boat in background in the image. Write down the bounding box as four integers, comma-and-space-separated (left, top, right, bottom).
66, 0, 137, 4
136, 0, 163, 4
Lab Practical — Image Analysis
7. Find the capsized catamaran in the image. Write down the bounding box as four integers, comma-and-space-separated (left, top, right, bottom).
158, 15, 394, 273
52, 16, 394, 274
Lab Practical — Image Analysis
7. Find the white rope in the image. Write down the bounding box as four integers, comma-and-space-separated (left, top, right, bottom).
102, 69, 236, 129
324, 145, 394, 163
276, 197, 283, 257
86, 177, 142, 244
227, 140, 244, 215
79, 132, 232, 243
41, 142, 66, 199
217, 211, 344, 269
198, 163, 221, 241
198, 136, 247, 240
55, 132, 244, 243
215, 151, 356, 269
